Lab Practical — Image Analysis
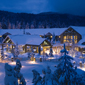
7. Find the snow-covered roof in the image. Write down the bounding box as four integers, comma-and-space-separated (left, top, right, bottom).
69, 26, 85, 36
77, 34, 85, 46
0, 28, 68, 36
25, 28, 68, 35
0, 29, 23, 35
77, 45, 85, 48
4, 35, 46, 45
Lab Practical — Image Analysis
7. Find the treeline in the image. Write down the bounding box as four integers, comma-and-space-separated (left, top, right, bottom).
0, 10, 85, 29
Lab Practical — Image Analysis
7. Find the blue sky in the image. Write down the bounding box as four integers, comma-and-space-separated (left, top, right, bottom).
0, 0, 85, 16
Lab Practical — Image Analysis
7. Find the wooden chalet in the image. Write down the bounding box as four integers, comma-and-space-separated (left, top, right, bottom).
0, 26, 85, 56
2, 35, 51, 54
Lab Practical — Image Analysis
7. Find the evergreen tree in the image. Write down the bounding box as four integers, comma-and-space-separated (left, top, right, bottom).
14, 59, 26, 85
54, 44, 78, 85
2, 17, 7, 29
0, 22, 2, 29
42, 66, 53, 85
32, 69, 42, 85
4, 63, 18, 85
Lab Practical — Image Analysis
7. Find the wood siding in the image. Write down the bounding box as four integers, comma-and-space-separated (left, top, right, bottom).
60, 27, 82, 44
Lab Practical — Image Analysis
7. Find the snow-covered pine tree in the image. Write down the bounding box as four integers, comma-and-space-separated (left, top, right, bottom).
42, 66, 53, 85
54, 44, 78, 85
32, 69, 42, 85
14, 59, 26, 85
4, 63, 18, 85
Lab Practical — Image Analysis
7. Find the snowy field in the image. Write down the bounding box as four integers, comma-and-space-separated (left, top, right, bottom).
0, 58, 85, 85
0, 51, 85, 85
0, 59, 59, 85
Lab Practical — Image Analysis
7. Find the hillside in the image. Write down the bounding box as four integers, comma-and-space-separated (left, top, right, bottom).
0, 10, 85, 29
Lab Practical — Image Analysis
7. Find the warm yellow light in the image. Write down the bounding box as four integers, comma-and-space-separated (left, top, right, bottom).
78, 67, 85, 71
45, 50, 50, 55
59, 36, 60, 38
75, 40, 77, 44
64, 36, 66, 39
53, 51, 56, 55
48, 57, 55, 59
0, 35, 2, 37
9, 62, 16, 65
50, 36, 52, 38
40, 35, 42, 37
27, 61, 38, 64
71, 36, 73, 39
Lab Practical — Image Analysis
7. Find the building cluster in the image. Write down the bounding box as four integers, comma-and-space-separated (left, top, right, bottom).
0, 26, 85, 58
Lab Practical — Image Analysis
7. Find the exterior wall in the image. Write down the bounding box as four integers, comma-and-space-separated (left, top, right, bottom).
25, 40, 51, 54
60, 27, 82, 44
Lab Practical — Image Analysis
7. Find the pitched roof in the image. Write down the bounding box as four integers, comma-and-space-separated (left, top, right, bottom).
78, 35, 85, 44
0, 28, 68, 36
69, 26, 85, 36
4, 35, 46, 45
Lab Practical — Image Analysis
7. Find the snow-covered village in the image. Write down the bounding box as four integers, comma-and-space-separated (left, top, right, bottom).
0, 26, 85, 85
0, 0, 85, 85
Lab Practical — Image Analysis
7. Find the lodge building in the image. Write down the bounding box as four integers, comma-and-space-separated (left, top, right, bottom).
0, 26, 85, 57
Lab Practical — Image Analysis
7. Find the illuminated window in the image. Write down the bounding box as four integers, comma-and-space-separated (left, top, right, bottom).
67, 40, 69, 43
74, 36, 77, 39
59, 36, 60, 38
64, 40, 66, 43
75, 40, 77, 44
44, 41, 48, 45
71, 36, 73, 39
64, 36, 66, 39
75, 47, 79, 51
6, 39, 10, 43
0, 35, 2, 37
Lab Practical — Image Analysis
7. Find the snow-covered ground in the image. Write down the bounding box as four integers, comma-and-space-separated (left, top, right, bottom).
0, 58, 85, 85
0, 51, 85, 85
0, 59, 59, 85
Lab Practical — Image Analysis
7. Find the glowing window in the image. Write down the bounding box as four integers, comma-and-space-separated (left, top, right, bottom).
74, 36, 77, 39
71, 36, 73, 39
75, 40, 77, 44
44, 41, 48, 45
64, 40, 66, 43
64, 36, 66, 39
75, 47, 79, 51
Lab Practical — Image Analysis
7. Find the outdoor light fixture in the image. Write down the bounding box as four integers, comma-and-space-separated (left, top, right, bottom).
50, 36, 52, 38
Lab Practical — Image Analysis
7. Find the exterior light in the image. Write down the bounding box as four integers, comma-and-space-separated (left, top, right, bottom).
9, 62, 16, 65
27, 61, 38, 64
50, 36, 52, 38
0, 35, 2, 37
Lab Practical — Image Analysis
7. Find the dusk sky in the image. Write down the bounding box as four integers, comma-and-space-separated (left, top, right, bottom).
0, 0, 85, 16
